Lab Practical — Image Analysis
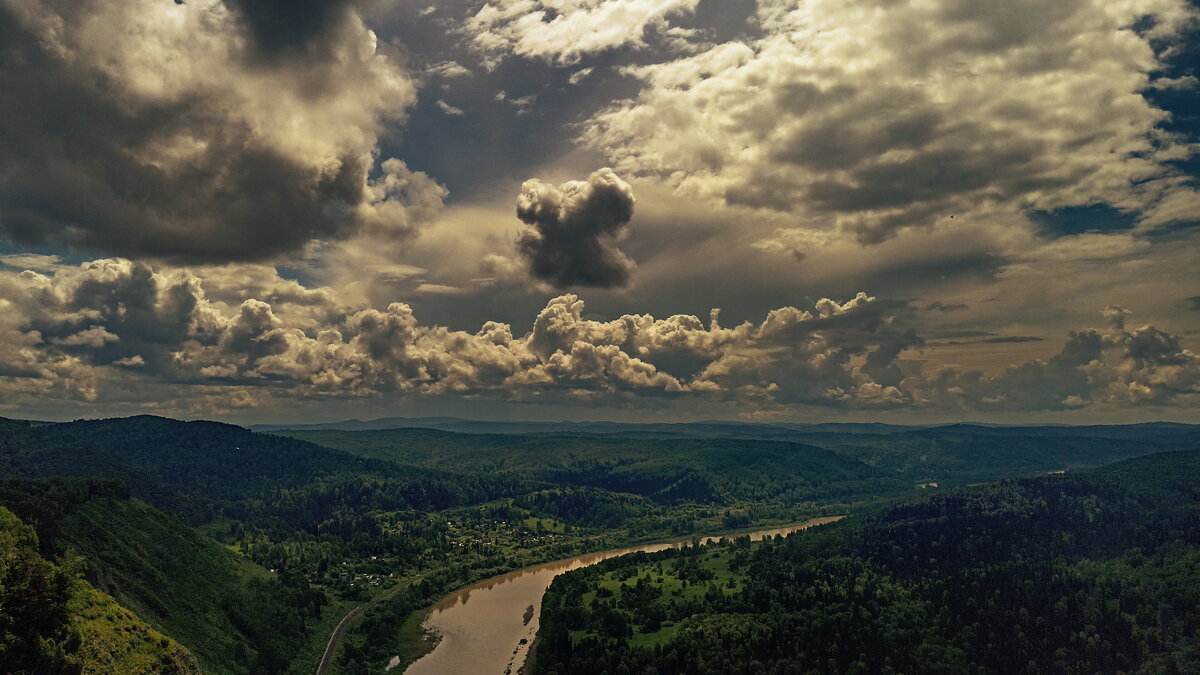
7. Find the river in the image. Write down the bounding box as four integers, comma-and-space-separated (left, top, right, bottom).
400, 516, 843, 675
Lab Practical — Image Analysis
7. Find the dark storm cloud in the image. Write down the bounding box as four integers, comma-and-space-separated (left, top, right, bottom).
0, 0, 415, 263
24, 261, 198, 374
924, 301, 969, 313
516, 169, 637, 288
225, 0, 359, 57
980, 336, 1044, 344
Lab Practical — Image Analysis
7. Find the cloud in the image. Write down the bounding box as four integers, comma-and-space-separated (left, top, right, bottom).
428, 60, 472, 78
414, 283, 468, 295
0, 0, 418, 263
464, 0, 701, 67
0, 260, 914, 408
568, 67, 596, 85
0, 259, 1195, 415
223, 0, 361, 58
580, 0, 1200, 244
495, 90, 537, 114
753, 228, 843, 261
515, 169, 638, 288
907, 307, 1200, 411
979, 336, 1043, 344
436, 99, 466, 115
0, 254, 64, 272
1149, 75, 1200, 91
924, 301, 969, 313
52, 326, 120, 348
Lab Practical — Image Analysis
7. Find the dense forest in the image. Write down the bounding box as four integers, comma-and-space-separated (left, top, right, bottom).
533, 448, 1200, 674
1, 414, 1197, 673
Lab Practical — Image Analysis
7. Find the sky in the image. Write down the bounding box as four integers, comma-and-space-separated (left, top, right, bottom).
0, 0, 1197, 425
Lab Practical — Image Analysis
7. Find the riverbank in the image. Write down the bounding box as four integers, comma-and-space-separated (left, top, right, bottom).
311, 515, 846, 674
402, 516, 845, 675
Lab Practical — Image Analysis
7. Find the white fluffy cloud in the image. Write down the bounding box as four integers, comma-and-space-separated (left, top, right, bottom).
581, 0, 1200, 244
465, 0, 700, 66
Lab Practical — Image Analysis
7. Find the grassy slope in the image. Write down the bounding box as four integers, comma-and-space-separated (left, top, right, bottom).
54, 498, 278, 675
0, 483, 319, 675
0, 506, 200, 674
67, 583, 199, 674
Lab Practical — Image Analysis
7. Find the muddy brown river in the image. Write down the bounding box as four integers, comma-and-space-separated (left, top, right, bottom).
401, 516, 843, 675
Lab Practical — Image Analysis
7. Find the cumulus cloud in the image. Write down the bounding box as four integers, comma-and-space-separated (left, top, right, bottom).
428, 60, 472, 79
436, 100, 466, 115
0, 0, 419, 262
568, 67, 596, 85
908, 307, 1200, 411
464, 0, 700, 67
515, 169, 637, 288
753, 228, 844, 261
0, 258, 1195, 415
495, 90, 537, 114
581, 0, 1200, 244
0, 259, 918, 409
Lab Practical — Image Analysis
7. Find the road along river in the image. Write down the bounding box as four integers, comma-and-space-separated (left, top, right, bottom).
401, 516, 843, 675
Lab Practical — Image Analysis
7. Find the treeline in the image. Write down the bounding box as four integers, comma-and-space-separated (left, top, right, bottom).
534, 448, 1200, 674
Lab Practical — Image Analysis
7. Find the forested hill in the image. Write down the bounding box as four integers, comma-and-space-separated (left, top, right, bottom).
534, 447, 1200, 675
0, 416, 535, 673
278, 428, 904, 505
0, 415, 529, 528
279, 422, 1199, 498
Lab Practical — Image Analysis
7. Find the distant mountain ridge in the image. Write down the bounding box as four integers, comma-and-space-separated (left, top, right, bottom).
252, 416, 1199, 440
251, 417, 928, 435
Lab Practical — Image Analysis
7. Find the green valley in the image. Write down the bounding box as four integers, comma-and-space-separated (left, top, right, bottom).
0, 415, 1197, 673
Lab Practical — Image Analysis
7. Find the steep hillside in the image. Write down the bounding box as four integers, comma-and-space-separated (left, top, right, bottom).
0, 480, 323, 675
0, 505, 199, 674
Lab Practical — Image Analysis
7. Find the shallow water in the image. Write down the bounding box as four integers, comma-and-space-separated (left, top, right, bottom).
402, 516, 842, 675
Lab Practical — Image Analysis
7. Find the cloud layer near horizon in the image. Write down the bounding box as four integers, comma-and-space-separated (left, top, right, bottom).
1, 258, 1194, 418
